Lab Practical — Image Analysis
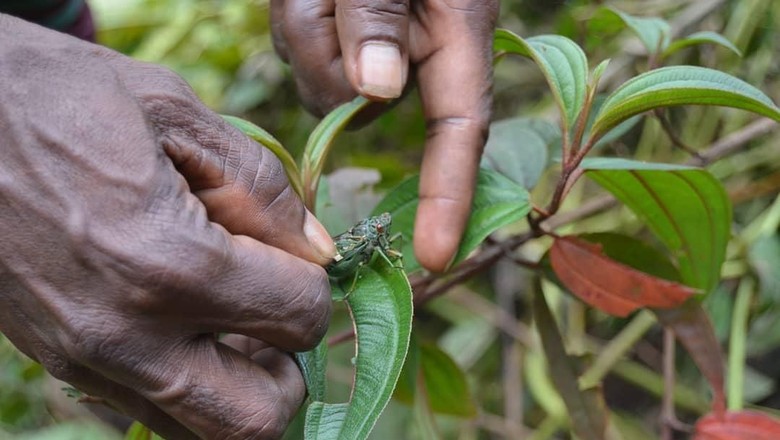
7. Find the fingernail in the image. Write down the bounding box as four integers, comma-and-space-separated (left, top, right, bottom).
358, 42, 403, 100
304, 211, 337, 262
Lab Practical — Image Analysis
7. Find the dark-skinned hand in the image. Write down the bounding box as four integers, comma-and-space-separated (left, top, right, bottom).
0, 14, 336, 439
270, 0, 499, 272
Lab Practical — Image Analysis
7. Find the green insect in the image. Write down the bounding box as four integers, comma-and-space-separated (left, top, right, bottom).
326, 212, 403, 294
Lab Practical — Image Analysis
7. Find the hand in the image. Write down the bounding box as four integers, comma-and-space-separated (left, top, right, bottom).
0, 15, 335, 439
271, 0, 499, 272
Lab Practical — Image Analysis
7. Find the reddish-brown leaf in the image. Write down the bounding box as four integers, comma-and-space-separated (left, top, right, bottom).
694, 410, 780, 440
550, 236, 697, 317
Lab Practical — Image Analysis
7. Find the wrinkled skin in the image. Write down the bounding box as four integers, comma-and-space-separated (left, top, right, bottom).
271, 0, 499, 272
0, 14, 337, 439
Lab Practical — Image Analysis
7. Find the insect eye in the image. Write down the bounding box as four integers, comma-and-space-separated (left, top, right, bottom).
376, 224, 384, 233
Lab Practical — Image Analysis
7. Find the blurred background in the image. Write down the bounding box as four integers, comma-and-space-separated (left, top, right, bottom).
1, 0, 778, 439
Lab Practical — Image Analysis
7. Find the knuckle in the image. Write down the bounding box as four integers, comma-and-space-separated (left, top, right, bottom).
121, 62, 201, 127
429, 114, 490, 140
344, 1, 409, 19
231, 145, 288, 202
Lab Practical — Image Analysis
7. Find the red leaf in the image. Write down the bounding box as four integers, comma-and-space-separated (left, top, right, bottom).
694, 410, 780, 440
550, 236, 697, 317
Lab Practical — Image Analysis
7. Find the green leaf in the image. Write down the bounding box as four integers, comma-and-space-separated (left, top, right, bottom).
372, 168, 531, 273
339, 255, 413, 439
494, 29, 589, 130
304, 402, 349, 440
583, 158, 732, 293
394, 341, 476, 417
480, 117, 559, 189
304, 253, 413, 439
662, 31, 742, 59
524, 350, 566, 419
585, 95, 643, 151
590, 59, 611, 88
590, 66, 780, 140
301, 96, 372, 210
296, 339, 328, 403
222, 114, 303, 198
593, 7, 671, 55
418, 343, 476, 417
393, 335, 420, 406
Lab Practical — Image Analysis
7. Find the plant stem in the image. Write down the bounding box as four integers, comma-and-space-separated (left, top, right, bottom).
660, 328, 691, 438
579, 310, 657, 389
611, 360, 710, 415
568, 85, 597, 160
727, 278, 754, 410
655, 110, 704, 160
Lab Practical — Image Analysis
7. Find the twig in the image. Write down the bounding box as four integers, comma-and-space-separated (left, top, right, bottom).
693, 118, 777, 165
656, 110, 704, 160
661, 329, 693, 438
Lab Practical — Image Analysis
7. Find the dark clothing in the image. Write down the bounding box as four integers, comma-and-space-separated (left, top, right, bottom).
0, 0, 95, 41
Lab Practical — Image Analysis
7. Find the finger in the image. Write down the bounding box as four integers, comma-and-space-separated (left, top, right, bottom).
120, 64, 336, 266
48, 362, 198, 440
335, 0, 409, 100
161, 115, 337, 266
277, 0, 356, 116
131, 210, 331, 351
49, 335, 305, 439
410, 1, 498, 272
220, 334, 292, 378
115, 335, 305, 440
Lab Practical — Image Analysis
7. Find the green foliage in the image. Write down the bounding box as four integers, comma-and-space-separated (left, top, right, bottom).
302, 254, 412, 440
590, 66, 780, 139
4, 2, 780, 439
582, 158, 732, 293
394, 340, 477, 417
371, 169, 531, 273
222, 114, 303, 197
301, 96, 372, 209
494, 30, 589, 131
481, 117, 558, 189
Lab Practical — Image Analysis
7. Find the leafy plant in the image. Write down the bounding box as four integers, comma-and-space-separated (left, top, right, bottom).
220, 6, 780, 440
5, 2, 780, 439
221, 8, 779, 436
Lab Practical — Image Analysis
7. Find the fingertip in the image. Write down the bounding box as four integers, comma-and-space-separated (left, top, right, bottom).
413, 199, 465, 273
357, 42, 404, 100
304, 210, 338, 266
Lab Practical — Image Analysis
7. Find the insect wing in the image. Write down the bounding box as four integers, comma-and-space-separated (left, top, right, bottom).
327, 240, 370, 279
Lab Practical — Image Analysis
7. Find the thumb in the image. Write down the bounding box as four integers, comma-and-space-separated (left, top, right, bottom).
165, 113, 337, 266
336, 0, 410, 100
115, 61, 337, 265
